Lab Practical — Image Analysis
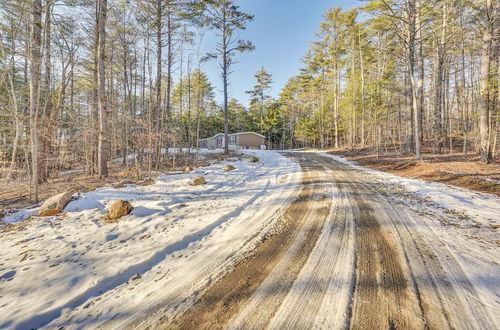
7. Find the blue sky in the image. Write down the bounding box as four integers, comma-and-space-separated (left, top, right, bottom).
199, 0, 360, 106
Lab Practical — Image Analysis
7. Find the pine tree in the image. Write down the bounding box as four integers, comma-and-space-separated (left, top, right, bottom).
200, 0, 254, 154
246, 66, 273, 135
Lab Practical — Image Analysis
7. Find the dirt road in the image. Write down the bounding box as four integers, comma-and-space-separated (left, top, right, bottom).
154, 152, 497, 329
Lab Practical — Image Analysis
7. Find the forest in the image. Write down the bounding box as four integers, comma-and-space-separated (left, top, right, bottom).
0, 0, 498, 203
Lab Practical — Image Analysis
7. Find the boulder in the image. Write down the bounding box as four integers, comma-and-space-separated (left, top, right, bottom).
224, 165, 236, 171
184, 166, 193, 173
106, 200, 133, 221
249, 156, 259, 163
39, 192, 72, 217
191, 176, 206, 186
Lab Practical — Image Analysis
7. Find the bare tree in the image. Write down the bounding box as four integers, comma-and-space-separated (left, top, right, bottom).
479, 0, 497, 163
29, 0, 42, 202
407, 0, 422, 159
201, 0, 254, 154
97, 0, 109, 177
433, 0, 448, 154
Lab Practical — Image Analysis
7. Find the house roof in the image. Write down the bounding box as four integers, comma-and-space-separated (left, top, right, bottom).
199, 133, 224, 141
230, 132, 266, 139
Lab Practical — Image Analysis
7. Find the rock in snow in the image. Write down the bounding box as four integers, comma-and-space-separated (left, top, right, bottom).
106, 200, 133, 221
38, 192, 73, 217
191, 176, 206, 186
224, 165, 236, 171
249, 156, 259, 163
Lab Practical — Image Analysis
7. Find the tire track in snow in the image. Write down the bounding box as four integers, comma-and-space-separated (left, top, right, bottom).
262, 164, 355, 329
346, 186, 425, 329
321, 154, 496, 330
164, 156, 331, 329
143, 152, 496, 330
227, 159, 333, 329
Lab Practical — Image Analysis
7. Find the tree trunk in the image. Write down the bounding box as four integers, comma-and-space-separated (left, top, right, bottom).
334, 63, 339, 148
433, 1, 447, 154
407, 0, 421, 159
90, 1, 99, 174
459, 10, 469, 156
97, 0, 108, 177
30, 0, 43, 202
416, 0, 424, 147
166, 7, 173, 155
187, 57, 192, 150
479, 0, 495, 163
223, 8, 229, 155
155, 0, 163, 169
36, 1, 52, 183
359, 30, 366, 147
350, 37, 356, 149
7, 75, 21, 180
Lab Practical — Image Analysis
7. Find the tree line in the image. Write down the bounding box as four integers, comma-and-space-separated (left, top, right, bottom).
0, 0, 498, 203
262, 0, 498, 162
0, 0, 256, 202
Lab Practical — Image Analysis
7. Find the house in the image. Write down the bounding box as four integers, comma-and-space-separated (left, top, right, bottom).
198, 133, 223, 149
230, 132, 266, 149
198, 132, 266, 150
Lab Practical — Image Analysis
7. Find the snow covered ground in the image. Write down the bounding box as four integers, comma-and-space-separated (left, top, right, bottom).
110, 147, 226, 164
0, 150, 301, 329
1, 149, 498, 330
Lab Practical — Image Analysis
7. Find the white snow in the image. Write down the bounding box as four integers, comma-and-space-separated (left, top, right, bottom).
0, 150, 301, 329
2, 208, 38, 224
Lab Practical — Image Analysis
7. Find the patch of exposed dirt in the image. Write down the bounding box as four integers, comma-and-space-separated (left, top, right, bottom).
327, 147, 500, 196
320, 154, 496, 329
349, 192, 424, 329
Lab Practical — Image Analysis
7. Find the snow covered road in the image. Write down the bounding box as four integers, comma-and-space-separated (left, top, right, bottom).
166, 152, 499, 330
0, 150, 498, 329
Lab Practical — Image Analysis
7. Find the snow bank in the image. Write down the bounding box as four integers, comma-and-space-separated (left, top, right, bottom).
0, 150, 301, 329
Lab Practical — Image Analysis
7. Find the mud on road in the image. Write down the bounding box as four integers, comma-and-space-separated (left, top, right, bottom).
154, 153, 496, 330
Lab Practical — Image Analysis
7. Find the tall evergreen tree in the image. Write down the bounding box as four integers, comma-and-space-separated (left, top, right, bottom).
200, 0, 254, 154
246, 66, 273, 134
